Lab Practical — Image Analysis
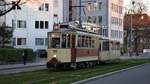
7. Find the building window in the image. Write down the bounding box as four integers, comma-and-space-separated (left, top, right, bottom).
17, 20, 26, 28
87, 16, 92, 22
35, 38, 44, 46
39, 3, 49, 11
39, 3, 44, 11
98, 16, 102, 24
17, 38, 26, 45
35, 21, 48, 29
12, 19, 16, 28
92, 16, 97, 23
87, 3, 92, 12
45, 38, 48, 45
98, 2, 102, 10
45, 3, 49, 11
40, 21, 44, 29
111, 3, 122, 14
13, 38, 16, 46
111, 17, 122, 26
102, 29, 108, 37
45, 21, 48, 29
35, 21, 39, 29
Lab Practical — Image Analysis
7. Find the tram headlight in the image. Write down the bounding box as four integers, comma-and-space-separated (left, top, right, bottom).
53, 55, 57, 58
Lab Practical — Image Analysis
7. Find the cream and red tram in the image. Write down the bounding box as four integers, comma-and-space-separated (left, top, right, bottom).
47, 22, 120, 68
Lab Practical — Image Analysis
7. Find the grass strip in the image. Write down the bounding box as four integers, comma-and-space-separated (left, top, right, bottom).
0, 59, 149, 84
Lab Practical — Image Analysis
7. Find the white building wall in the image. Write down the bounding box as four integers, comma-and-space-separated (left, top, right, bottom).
79, 0, 123, 44
108, 0, 124, 44
5, 0, 53, 51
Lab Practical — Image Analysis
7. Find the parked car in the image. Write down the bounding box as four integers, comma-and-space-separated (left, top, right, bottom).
36, 49, 47, 58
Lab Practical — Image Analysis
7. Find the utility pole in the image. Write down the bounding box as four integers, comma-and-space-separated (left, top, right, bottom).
79, 0, 82, 28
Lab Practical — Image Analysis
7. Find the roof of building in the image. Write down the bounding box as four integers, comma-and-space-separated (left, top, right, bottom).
124, 14, 150, 30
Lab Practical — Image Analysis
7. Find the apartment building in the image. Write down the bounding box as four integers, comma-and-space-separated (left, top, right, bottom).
80, 0, 123, 43
1, 0, 53, 51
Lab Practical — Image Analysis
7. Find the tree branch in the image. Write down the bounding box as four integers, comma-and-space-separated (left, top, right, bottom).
0, 0, 21, 16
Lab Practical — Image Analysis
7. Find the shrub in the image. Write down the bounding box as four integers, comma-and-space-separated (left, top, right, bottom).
0, 48, 34, 64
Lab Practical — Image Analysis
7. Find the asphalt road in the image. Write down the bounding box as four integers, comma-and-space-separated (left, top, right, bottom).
83, 64, 150, 84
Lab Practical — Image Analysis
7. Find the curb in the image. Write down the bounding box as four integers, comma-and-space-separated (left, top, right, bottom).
72, 63, 149, 84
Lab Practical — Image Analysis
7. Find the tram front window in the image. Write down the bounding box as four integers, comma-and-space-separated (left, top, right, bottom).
50, 33, 74, 48
51, 38, 60, 48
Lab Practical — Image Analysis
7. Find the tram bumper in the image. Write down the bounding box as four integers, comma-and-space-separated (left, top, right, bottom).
46, 57, 61, 68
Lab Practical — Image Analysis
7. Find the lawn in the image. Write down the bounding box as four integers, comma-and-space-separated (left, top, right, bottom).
0, 59, 149, 84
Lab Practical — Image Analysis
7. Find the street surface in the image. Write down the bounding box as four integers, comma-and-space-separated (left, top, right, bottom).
82, 63, 150, 84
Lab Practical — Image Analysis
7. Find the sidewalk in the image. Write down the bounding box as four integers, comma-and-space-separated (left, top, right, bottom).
0, 57, 47, 71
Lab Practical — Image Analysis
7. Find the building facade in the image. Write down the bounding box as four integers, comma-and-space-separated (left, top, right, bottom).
0, 0, 53, 51
53, 0, 124, 44
0, 0, 124, 51
81, 0, 123, 43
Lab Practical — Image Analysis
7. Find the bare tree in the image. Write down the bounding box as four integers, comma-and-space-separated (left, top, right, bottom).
124, 1, 148, 55
126, 0, 148, 14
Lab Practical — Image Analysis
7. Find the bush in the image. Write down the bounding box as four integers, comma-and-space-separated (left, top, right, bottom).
0, 48, 34, 64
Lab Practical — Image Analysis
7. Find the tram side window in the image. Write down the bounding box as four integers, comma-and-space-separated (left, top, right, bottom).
78, 35, 82, 47
103, 42, 109, 51
89, 37, 92, 48
92, 40, 95, 48
62, 34, 66, 48
85, 36, 88, 47
82, 36, 85, 47
67, 34, 71, 48
51, 38, 60, 48
116, 42, 120, 50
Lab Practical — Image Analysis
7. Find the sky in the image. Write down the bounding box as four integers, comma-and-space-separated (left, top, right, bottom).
124, 0, 150, 14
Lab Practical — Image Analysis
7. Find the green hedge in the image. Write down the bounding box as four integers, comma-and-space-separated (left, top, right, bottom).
0, 48, 34, 64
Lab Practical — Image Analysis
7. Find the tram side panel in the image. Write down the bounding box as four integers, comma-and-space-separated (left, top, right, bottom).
75, 48, 99, 62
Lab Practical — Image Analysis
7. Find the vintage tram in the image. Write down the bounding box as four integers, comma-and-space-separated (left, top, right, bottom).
47, 22, 120, 69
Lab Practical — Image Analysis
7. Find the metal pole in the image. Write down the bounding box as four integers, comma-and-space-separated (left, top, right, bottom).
129, 14, 132, 56
79, 0, 82, 28
129, 1, 135, 56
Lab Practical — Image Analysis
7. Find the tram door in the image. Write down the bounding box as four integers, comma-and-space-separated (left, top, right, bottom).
98, 42, 101, 57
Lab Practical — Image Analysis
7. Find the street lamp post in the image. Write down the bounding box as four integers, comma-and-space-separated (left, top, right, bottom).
135, 16, 144, 56
129, 1, 135, 56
